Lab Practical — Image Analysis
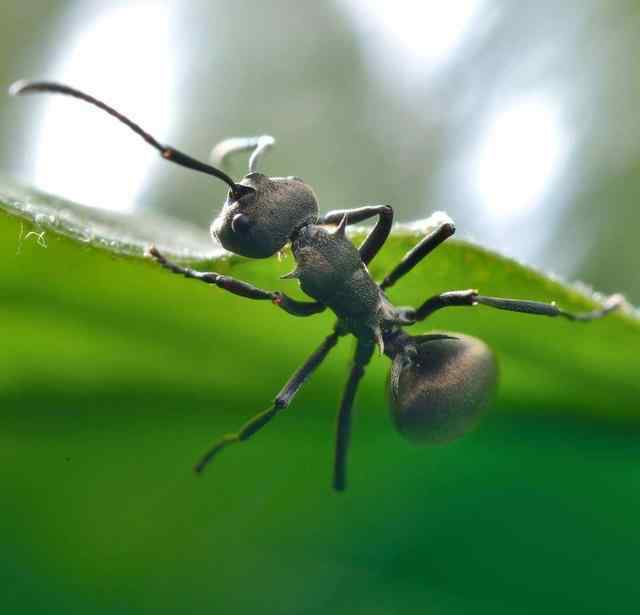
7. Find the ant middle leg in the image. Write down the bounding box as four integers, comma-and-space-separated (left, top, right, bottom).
319, 205, 394, 265
380, 218, 456, 291
406, 289, 623, 323
194, 330, 342, 474
148, 247, 325, 317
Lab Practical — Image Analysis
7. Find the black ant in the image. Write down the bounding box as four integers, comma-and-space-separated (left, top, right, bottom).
10, 80, 622, 491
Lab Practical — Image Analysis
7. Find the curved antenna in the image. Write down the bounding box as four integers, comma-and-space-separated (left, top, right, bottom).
210, 135, 275, 173
9, 80, 253, 199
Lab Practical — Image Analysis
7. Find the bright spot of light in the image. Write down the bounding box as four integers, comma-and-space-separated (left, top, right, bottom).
33, 2, 177, 212
471, 95, 570, 216
340, 0, 484, 76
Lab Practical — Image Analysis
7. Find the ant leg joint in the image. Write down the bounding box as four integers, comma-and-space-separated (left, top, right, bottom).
395, 307, 417, 325
274, 397, 288, 409
442, 222, 456, 236
441, 289, 477, 301
271, 292, 326, 317
214, 275, 233, 289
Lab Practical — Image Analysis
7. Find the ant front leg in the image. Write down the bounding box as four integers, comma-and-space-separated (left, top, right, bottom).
148, 247, 325, 317
195, 329, 342, 473
319, 205, 394, 265
380, 218, 456, 290
333, 338, 375, 492
405, 289, 623, 323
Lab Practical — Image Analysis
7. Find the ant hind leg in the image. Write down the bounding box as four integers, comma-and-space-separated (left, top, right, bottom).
473, 294, 623, 321
333, 339, 375, 492
195, 330, 342, 474
406, 289, 623, 323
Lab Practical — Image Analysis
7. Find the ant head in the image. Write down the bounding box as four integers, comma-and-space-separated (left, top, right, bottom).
211, 173, 318, 258
8, 82, 318, 259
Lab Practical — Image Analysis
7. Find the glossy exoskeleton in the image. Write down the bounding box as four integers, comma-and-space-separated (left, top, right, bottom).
10, 80, 621, 491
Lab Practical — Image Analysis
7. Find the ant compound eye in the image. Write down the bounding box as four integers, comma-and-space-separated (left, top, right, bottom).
231, 213, 252, 235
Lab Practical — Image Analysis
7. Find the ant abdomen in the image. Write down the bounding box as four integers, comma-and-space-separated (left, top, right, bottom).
388, 333, 498, 444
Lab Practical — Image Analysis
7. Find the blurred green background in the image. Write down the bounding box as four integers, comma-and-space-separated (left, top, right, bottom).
1, 2, 640, 614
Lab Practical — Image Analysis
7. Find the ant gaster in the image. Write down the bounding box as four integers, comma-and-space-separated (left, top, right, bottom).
10, 80, 622, 491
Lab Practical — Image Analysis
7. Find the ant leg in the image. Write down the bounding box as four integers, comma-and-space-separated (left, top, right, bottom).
148, 247, 324, 317
380, 220, 456, 290
195, 330, 342, 473
409, 289, 478, 321
333, 339, 375, 492
406, 289, 623, 323
209, 135, 275, 173
319, 205, 394, 265
474, 293, 623, 321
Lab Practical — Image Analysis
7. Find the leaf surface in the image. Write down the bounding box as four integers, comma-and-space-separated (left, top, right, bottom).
1, 180, 639, 615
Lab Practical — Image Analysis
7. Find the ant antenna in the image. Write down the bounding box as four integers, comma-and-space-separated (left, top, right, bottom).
9, 80, 253, 200
211, 135, 275, 173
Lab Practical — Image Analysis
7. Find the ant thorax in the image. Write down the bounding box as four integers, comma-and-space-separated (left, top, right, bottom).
290, 223, 394, 339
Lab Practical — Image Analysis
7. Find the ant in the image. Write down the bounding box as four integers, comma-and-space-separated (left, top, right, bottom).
10, 80, 622, 491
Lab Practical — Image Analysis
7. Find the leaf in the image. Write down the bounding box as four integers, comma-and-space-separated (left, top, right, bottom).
1, 179, 639, 614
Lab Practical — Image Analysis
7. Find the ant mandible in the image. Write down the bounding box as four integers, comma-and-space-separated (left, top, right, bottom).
10, 80, 622, 491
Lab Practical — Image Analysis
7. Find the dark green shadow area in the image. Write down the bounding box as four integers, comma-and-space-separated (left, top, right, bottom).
1, 193, 639, 614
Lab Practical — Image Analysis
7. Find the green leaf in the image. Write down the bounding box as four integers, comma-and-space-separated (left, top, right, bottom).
2, 179, 639, 615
